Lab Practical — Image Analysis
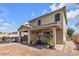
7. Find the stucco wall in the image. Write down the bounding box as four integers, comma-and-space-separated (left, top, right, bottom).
29, 11, 63, 28
56, 29, 63, 44
56, 11, 67, 44
56, 11, 63, 44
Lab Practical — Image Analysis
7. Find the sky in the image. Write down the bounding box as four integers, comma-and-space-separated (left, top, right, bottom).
0, 3, 79, 33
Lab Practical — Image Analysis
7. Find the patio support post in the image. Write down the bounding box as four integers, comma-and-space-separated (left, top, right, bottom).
52, 27, 56, 49
28, 30, 31, 44
33, 30, 35, 43
19, 31, 21, 43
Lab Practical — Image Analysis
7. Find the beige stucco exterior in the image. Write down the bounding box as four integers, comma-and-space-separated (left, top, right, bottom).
28, 6, 67, 49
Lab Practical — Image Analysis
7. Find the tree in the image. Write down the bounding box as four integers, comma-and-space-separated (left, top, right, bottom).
0, 32, 3, 34
67, 27, 75, 38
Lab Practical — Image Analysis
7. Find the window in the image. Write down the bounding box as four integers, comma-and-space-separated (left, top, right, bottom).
24, 31, 28, 32
55, 13, 60, 22
38, 20, 41, 26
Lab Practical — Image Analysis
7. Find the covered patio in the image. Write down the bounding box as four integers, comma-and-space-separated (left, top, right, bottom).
29, 23, 61, 49
17, 24, 30, 44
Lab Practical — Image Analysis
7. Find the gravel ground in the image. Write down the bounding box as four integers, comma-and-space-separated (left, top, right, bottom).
0, 42, 79, 56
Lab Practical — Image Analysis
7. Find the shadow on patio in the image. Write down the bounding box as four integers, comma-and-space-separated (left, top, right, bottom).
20, 42, 54, 50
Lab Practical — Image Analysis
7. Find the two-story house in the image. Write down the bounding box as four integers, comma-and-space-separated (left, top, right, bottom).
28, 6, 67, 50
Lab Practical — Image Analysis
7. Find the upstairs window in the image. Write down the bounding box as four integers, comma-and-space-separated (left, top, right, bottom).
55, 13, 60, 22
38, 20, 41, 26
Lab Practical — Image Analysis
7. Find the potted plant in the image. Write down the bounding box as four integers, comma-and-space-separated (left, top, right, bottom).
48, 39, 53, 49
31, 39, 36, 46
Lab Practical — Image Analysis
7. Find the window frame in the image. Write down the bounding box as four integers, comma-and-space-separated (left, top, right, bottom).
55, 12, 61, 22
38, 19, 41, 26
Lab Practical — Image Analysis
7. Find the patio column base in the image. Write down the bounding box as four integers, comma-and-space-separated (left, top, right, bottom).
55, 44, 64, 50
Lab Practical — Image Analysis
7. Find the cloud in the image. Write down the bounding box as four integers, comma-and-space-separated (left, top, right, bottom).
23, 22, 29, 25
0, 26, 9, 30
25, 22, 29, 24
0, 7, 16, 32
49, 3, 66, 11
0, 21, 15, 28
42, 9, 48, 14
66, 4, 79, 21
67, 9, 79, 20
31, 12, 35, 16
0, 21, 16, 32
3, 22, 11, 27
11, 22, 15, 26
0, 18, 15, 32
0, 17, 4, 22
